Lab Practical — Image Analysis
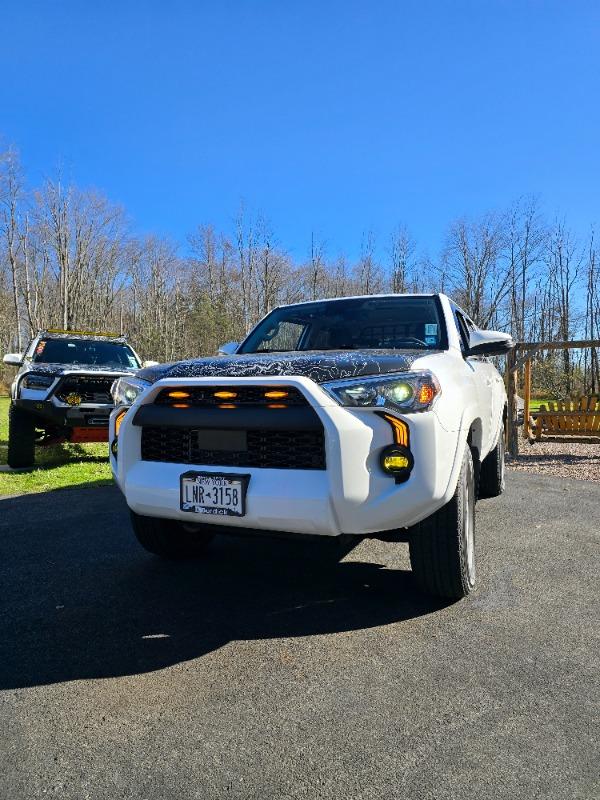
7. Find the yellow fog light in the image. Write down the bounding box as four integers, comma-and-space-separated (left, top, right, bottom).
380, 445, 413, 483
382, 454, 410, 470
66, 393, 82, 406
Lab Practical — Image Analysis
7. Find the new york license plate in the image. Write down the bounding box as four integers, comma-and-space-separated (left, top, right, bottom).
180, 471, 249, 517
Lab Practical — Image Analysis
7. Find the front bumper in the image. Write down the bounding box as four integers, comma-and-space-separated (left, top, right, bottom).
15, 398, 112, 429
111, 377, 463, 537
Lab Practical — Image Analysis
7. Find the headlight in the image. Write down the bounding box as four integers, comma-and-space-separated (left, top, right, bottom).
111, 376, 151, 407
21, 373, 54, 390
322, 371, 440, 413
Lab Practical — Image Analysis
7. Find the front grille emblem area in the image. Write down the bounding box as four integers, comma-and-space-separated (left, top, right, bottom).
195, 429, 248, 452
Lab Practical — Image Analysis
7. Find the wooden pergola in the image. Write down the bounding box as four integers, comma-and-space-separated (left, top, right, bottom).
505, 339, 600, 455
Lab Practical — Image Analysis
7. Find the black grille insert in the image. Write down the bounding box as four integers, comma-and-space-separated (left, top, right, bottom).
141, 426, 326, 470
55, 376, 115, 404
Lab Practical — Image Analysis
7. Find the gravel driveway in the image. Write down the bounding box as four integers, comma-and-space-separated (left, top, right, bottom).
509, 440, 600, 482
0, 473, 598, 800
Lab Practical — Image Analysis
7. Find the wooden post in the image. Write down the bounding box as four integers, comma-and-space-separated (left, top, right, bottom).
523, 357, 531, 440
506, 347, 519, 455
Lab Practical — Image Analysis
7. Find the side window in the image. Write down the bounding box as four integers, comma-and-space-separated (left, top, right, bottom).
256, 320, 305, 352
453, 310, 470, 353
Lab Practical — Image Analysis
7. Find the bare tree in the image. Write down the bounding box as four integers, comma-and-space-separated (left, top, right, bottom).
0, 148, 25, 349
442, 213, 511, 326
388, 224, 415, 293
355, 230, 382, 295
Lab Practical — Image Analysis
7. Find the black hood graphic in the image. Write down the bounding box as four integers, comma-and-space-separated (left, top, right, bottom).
136, 350, 437, 386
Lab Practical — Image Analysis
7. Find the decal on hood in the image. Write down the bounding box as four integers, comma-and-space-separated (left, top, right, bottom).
136, 350, 438, 386
18, 362, 138, 378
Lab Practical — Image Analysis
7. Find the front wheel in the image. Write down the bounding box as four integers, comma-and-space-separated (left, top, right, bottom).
130, 511, 215, 559
7, 405, 36, 468
409, 446, 476, 600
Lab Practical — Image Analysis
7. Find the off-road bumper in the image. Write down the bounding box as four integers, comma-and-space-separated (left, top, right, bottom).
111, 377, 465, 537
14, 398, 112, 429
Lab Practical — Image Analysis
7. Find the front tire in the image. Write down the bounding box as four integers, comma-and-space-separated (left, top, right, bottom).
130, 511, 215, 559
409, 446, 476, 600
478, 428, 505, 499
7, 404, 36, 468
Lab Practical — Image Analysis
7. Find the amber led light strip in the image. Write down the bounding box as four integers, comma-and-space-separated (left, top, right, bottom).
381, 413, 409, 447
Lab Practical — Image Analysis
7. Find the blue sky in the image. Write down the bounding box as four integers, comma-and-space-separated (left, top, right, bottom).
1, 1, 599, 261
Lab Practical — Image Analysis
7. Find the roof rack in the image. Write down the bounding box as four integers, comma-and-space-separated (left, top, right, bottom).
40, 328, 126, 339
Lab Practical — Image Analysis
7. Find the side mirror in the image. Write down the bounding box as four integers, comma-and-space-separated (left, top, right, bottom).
142, 360, 160, 368
218, 341, 240, 356
466, 329, 514, 357
3, 353, 23, 367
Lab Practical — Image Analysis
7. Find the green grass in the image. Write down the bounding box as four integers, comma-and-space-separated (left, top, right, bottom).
0, 397, 113, 496
528, 397, 555, 412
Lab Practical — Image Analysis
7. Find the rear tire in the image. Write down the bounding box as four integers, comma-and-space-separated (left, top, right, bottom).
130, 511, 215, 559
7, 404, 36, 468
409, 446, 476, 600
478, 428, 505, 499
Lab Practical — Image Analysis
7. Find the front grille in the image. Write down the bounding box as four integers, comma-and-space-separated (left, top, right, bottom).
154, 385, 308, 406
141, 426, 326, 470
55, 376, 115, 405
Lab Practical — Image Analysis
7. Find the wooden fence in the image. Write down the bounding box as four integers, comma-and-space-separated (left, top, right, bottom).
506, 339, 600, 454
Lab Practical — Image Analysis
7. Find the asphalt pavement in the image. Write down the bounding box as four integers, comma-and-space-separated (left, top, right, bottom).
1, 472, 598, 799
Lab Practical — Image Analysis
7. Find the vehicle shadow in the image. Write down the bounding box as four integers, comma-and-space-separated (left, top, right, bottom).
0, 487, 447, 690
0, 441, 108, 470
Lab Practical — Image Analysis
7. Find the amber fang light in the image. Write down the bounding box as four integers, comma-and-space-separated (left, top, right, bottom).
264, 390, 288, 400
115, 409, 127, 435
214, 391, 238, 399
418, 384, 435, 404
168, 391, 190, 399
382, 414, 409, 447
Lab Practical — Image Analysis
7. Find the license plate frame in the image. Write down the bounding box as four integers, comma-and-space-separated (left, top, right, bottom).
179, 471, 250, 517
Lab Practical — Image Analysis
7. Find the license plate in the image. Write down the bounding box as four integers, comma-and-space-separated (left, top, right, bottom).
180, 471, 250, 517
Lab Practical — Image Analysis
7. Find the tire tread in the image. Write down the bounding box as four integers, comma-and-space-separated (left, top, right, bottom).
7, 405, 36, 468
409, 448, 474, 600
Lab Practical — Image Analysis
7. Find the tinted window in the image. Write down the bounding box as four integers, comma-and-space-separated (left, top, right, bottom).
240, 296, 447, 353
451, 305, 478, 353
33, 339, 140, 368
454, 312, 470, 351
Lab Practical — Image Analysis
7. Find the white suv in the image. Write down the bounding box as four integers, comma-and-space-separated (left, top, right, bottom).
110, 294, 513, 600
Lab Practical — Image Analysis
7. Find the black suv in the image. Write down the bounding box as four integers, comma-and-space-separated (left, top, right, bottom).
3, 330, 146, 468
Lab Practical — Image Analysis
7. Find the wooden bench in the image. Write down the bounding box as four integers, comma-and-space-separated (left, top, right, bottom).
529, 396, 600, 444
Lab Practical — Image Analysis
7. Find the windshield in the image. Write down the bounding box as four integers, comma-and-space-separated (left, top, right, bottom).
239, 296, 447, 353
32, 339, 140, 368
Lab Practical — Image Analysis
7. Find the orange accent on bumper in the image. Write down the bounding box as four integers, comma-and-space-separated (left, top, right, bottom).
70, 427, 109, 443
